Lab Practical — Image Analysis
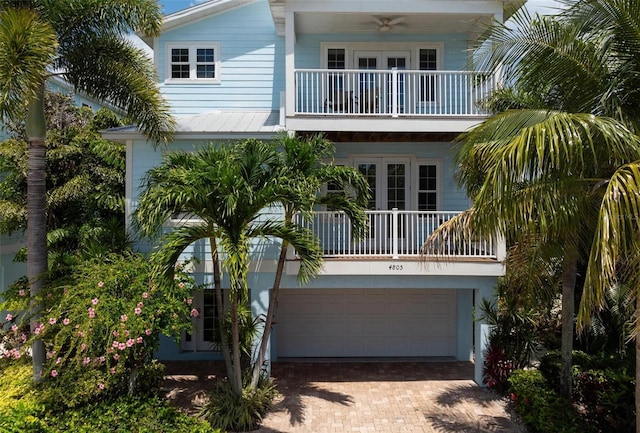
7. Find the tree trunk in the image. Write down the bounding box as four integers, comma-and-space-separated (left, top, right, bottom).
210, 236, 234, 385
128, 365, 138, 395
250, 240, 288, 388
230, 288, 242, 395
635, 294, 640, 433
26, 84, 47, 383
559, 255, 577, 399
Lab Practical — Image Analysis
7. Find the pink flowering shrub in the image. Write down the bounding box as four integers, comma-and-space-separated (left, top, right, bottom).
0, 253, 196, 408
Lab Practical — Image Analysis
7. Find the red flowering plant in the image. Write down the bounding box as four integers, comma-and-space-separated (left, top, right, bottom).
0, 253, 196, 408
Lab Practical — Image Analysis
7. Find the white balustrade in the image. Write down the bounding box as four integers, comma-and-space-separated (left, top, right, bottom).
294, 69, 496, 117
296, 209, 496, 259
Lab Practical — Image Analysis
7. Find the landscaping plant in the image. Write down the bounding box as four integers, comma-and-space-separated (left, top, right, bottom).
0, 253, 196, 408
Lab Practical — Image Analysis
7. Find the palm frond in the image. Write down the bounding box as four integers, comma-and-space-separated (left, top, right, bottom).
580, 160, 640, 327
0, 8, 57, 122
59, 34, 173, 145
150, 223, 217, 281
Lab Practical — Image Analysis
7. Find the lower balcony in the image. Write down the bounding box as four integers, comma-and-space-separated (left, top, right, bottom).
296, 209, 499, 260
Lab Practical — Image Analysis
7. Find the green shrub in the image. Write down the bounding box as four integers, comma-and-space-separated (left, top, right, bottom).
1, 253, 197, 408
201, 376, 278, 432
508, 369, 592, 433
48, 396, 221, 433
538, 349, 595, 392
0, 401, 51, 433
575, 368, 635, 433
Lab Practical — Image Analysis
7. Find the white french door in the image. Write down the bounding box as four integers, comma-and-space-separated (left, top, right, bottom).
355, 157, 410, 211
354, 51, 410, 114
355, 158, 410, 253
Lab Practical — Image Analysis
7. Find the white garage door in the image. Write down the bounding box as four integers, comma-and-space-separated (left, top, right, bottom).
275, 288, 457, 358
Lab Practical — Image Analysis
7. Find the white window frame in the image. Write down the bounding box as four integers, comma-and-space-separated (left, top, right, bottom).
414, 158, 442, 211
415, 44, 444, 71
166, 43, 221, 83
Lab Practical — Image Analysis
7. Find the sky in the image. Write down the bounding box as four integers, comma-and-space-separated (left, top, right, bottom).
161, 0, 209, 15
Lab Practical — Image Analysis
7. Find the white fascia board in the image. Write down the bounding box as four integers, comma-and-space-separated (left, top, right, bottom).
286, 0, 504, 15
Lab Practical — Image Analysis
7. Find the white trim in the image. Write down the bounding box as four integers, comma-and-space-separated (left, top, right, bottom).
416, 43, 445, 70
165, 42, 221, 84
321, 42, 445, 70
286, 258, 505, 277
415, 158, 443, 211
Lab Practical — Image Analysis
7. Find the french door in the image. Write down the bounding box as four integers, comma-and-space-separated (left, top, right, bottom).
354, 51, 410, 113
355, 157, 410, 211
354, 158, 410, 253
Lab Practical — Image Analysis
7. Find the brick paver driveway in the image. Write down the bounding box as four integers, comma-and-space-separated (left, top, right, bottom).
256, 361, 522, 433
163, 361, 524, 433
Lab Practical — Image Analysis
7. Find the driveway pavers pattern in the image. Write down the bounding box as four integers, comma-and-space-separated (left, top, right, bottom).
255, 362, 523, 433
163, 361, 525, 433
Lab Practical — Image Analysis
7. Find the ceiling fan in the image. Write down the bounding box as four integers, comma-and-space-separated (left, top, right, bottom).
373, 16, 406, 33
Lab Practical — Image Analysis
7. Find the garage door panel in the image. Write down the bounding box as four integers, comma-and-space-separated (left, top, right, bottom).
276, 289, 457, 358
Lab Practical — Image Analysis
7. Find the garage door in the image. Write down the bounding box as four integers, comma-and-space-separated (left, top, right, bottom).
275, 288, 456, 358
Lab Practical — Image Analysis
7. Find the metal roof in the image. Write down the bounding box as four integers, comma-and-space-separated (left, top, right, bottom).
101, 110, 284, 142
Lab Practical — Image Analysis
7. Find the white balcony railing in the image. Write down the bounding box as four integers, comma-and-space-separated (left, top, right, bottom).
296, 209, 497, 259
295, 69, 496, 117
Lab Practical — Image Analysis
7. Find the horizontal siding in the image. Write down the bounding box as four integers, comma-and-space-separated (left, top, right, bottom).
157, 1, 284, 116
333, 141, 469, 211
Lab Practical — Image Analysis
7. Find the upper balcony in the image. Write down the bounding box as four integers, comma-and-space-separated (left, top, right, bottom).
287, 68, 496, 132
276, 1, 516, 133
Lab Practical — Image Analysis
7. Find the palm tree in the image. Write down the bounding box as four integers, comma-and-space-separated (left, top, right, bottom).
249, 133, 370, 388
134, 139, 324, 396
578, 162, 640, 430
0, 1, 173, 382
431, 0, 640, 398
441, 111, 640, 397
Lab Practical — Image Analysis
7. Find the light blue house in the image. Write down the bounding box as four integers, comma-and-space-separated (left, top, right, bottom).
104, 0, 520, 385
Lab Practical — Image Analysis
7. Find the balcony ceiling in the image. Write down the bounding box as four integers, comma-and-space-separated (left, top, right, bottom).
295, 12, 493, 36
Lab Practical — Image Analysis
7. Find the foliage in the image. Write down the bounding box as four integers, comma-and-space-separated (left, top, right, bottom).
200, 376, 279, 432
0, 362, 219, 433
1, 0, 174, 382
0, 92, 128, 264
0, 253, 196, 407
480, 274, 560, 392
213, 300, 262, 372
539, 350, 635, 433
538, 350, 593, 390
508, 369, 591, 433
574, 368, 635, 433
482, 342, 515, 394
48, 396, 221, 433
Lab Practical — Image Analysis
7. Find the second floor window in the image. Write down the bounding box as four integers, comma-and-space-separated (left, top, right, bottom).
168, 44, 219, 82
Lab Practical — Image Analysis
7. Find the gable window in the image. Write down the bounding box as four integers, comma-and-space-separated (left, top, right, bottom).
167, 44, 220, 83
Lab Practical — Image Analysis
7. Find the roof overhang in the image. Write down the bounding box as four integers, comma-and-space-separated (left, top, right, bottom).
101, 110, 284, 143
268, 0, 526, 37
